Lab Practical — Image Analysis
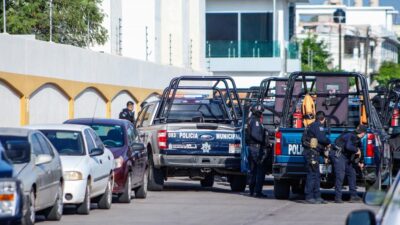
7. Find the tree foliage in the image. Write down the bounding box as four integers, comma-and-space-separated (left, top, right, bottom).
375, 61, 400, 85
0, 0, 107, 47
301, 34, 332, 72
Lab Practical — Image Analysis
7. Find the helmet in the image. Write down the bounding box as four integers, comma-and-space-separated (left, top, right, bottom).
251, 104, 264, 116
374, 86, 387, 94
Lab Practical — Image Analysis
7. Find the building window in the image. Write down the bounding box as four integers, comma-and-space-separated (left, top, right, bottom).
288, 5, 295, 41
240, 13, 273, 57
206, 13, 238, 57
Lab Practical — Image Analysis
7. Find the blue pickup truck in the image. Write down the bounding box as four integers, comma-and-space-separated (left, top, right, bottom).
272, 72, 391, 199
0, 142, 24, 224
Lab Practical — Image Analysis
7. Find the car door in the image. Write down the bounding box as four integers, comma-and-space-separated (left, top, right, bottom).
36, 133, 61, 204
29, 134, 48, 210
126, 124, 141, 184
129, 124, 146, 183
85, 129, 108, 196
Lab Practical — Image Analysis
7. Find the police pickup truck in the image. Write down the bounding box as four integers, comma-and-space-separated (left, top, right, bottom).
0, 142, 24, 224
137, 76, 246, 191
273, 72, 391, 199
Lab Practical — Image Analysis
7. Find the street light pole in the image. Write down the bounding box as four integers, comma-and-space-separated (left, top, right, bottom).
333, 9, 346, 71
3, 0, 6, 33
49, 0, 53, 42
338, 23, 342, 71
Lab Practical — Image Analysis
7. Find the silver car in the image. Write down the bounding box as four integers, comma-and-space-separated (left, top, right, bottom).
0, 128, 63, 225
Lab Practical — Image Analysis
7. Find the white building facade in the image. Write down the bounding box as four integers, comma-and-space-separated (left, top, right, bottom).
95, 0, 308, 88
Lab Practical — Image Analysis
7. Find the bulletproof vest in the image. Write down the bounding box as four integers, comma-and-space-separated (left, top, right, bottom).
247, 116, 264, 144
301, 128, 313, 148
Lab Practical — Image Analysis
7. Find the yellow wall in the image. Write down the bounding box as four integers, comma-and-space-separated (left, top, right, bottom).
0, 71, 161, 125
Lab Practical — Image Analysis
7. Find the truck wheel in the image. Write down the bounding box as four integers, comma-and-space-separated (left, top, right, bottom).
76, 182, 90, 215
148, 158, 164, 191
200, 173, 214, 188
97, 177, 112, 209
44, 183, 63, 221
274, 179, 290, 200
135, 169, 148, 198
229, 175, 247, 192
118, 172, 132, 203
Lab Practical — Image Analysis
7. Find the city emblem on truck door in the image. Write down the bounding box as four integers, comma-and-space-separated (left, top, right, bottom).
201, 142, 211, 153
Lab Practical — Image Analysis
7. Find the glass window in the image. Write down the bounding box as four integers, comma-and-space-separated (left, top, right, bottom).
35, 134, 53, 156
241, 13, 273, 57
206, 13, 238, 58
142, 104, 156, 127
30, 135, 44, 155
89, 125, 124, 148
88, 129, 105, 149
0, 136, 30, 164
136, 106, 149, 128
41, 130, 85, 156
127, 125, 138, 144
84, 130, 96, 152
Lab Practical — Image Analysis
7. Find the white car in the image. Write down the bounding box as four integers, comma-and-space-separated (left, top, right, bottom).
27, 124, 115, 215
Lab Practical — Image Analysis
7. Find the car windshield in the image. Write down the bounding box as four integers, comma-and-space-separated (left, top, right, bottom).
41, 130, 85, 156
90, 124, 125, 148
0, 136, 29, 164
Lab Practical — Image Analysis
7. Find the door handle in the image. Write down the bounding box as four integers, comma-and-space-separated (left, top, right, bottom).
100, 159, 103, 164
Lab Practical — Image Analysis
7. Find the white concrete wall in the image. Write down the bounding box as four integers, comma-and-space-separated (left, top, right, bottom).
111, 91, 136, 119
29, 84, 69, 124
0, 81, 20, 127
74, 88, 107, 118
0, 34, 205, 91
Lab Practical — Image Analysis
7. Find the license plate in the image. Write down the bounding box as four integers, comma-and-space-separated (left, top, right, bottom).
319, 164, 332, 174
229, 144, 241, 154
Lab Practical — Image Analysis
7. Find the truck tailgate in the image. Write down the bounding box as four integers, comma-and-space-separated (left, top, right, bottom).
164, 123, 241, 156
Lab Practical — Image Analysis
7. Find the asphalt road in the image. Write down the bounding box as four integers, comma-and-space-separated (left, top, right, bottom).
39, 178, 377, 225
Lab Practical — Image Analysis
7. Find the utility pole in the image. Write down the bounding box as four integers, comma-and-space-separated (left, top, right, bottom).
50, 0, 53, 42
338, 23, 342, 70
333, 9, 346, 71
145, 26, 149, 61
169, 33, 172, 65
3, 0, 6, 33
365, 26, 370, 79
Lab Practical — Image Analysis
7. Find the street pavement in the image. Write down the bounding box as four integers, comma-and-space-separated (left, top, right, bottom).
40, 177, 378, 225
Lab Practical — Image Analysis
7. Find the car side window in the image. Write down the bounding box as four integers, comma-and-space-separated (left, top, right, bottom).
36, 133, 54, 156
142, 104, 156, 127
30, 134, 44, 156
88, 129, 104, 149
136, 106, 148, 128
84, 130, 96, 153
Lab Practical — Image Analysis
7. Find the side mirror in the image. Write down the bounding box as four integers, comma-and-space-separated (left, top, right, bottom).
363, 189, 386, 206
346, 210, 376, 225
5, 141, 31, 164
90, 148, 104, 157
35, 154, 52, 165
132, 143, 145, 151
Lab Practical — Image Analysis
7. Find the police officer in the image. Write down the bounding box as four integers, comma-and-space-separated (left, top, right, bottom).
246, 104, 268, 198
371, 86, 387, 118
332, 125, 367, 203
302, 111, 331, 204
119, 101, 135, 124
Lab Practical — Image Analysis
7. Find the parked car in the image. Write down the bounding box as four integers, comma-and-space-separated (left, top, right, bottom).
64, 118, 148, 203
346, 171, 400, 225
0, 128, 63, 225
0, 142, 24, 224
28, 124, 115, 215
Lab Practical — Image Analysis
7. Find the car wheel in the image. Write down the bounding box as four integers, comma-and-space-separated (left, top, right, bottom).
45, 183, 63, 221
148, 157, 164, 191
22, 190, 35, 225
76, 182, 90, 215
228, 175, 247, 192
274, 179, 290, 200
98, 177, 112, 209
200, 173, 214, 188
118, 172, 132, 203
135, 169, 148, 199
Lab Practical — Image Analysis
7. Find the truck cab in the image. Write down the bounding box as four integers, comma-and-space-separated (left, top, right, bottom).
272, 72, 391, 199
137, 76, 246, 192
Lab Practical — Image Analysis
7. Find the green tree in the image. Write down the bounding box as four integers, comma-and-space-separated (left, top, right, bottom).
0, 0, 107, 47
375, 61, 400, 85
301, 34, 332, 72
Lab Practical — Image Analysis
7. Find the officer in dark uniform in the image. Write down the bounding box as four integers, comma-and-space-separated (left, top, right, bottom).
246, 104, 268, 198
371, 86, 387, 118
119, 101, 135, 124
302, 111, 331, 204
331, 125, 367, 203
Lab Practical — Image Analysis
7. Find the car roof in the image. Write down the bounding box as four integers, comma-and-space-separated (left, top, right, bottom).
65, 118, 129, 126
0, 127, 33, 137
26, 124, 90, 132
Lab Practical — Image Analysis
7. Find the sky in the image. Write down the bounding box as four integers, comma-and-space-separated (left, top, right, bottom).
310, 0, 400, 24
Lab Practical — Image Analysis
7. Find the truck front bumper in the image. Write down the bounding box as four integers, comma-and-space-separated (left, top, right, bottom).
154, 154, 241, 170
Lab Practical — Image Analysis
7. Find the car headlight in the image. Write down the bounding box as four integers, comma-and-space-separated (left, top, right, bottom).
0, 180, 18, 217
64, 171, 83, 181
114, 156, 124, 169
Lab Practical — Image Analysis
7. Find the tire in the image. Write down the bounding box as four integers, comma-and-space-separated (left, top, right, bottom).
98, 177, 112, 209
44, 184, 63, 221
274, 179, 290, 200
21, 190, 35, 225
148, 157, 164, 191
200, 173, 214, 188
229, 175, 247, 192
118, 172, 132, 203
135, 169, 148, 199
76, 182, 90, 215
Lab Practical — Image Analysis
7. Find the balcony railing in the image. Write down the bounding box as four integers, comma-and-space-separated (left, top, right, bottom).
205, 40, 299, 59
